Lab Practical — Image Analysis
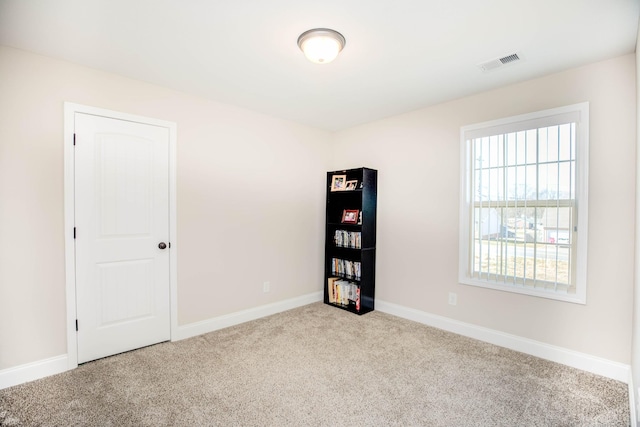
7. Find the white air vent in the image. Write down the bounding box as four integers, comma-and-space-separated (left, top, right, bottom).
478, 52, 523, 72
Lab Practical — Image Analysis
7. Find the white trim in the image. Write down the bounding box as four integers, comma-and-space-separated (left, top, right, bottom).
376, 300, 630, 383
63, 102, 178, 370
3, 296, 626, 397
459, 102, 589, 304
574, 102, 590, 304
457, 279, 587, 304
174, 292, 323, 341
0, 355, 68, 390
168, 122, 178, 344
462, 109, 583, 140
629, 371, 638, 426
63, 104, 77, 369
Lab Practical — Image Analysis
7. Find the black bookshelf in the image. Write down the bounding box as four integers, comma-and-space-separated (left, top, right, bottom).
324, 167, 377, 315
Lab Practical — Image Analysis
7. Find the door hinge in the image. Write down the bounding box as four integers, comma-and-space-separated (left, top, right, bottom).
75, 319, 78, 331
73, 133, 76, 146
74, 227, 76, 239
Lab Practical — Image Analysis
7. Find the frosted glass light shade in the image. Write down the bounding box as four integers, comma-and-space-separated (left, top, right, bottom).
297, 28, 346, 64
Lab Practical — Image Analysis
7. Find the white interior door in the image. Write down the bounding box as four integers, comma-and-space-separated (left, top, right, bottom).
74, 112, 171, 364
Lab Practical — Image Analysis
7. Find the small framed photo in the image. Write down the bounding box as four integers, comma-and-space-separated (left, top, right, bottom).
345, 180, 358, 191
330, 175, 347, 192
341, 209, 359, 224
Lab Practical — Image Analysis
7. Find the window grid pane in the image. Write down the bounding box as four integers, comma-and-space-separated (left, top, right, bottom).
469, 123, 576, 290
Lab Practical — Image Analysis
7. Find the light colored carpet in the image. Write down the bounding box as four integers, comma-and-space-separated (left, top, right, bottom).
0, 302, 629, 426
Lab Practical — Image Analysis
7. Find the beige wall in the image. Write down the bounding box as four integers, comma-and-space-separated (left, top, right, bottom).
0, 46, 331, 369
0, 44, 636, 373
333, 54, 636, 363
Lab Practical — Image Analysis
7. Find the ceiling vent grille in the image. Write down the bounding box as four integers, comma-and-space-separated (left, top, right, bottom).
478, 52, 523, 72
500, 53, 520, 64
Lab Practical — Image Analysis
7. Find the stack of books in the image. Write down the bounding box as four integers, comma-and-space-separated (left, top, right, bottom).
330, 258, 361, 280
334, 230, 362, 249
327, 277, 361, 311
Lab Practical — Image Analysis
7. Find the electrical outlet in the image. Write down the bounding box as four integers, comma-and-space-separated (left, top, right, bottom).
263, 281, 270, 293
448, 292, 457, 306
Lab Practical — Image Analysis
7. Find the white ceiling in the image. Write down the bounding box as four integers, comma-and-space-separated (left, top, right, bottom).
0, 0, 638, 131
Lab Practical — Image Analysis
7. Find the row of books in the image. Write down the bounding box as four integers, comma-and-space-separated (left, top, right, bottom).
334, 230, 362, 249
327, 277, 361, 311
331, 258, 361, 280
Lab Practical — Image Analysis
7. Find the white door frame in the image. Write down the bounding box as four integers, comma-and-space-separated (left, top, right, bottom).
63, 102, 178, 370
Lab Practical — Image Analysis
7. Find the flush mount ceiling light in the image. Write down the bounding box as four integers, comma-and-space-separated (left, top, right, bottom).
297, 28, 346, 64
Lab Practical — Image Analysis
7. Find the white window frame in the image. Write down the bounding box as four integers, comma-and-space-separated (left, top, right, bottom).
459, 103, 589, 304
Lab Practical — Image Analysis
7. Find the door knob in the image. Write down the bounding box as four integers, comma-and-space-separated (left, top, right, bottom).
158, 242, 167, 250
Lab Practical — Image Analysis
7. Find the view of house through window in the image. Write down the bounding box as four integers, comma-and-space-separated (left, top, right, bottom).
472, 124, 575, 290
460, 103, 588, 303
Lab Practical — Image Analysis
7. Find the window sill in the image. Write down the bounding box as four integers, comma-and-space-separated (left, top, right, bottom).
458, 276, 586, 304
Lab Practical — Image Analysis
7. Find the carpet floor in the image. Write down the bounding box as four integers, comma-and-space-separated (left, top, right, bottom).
0, 302, 630, 426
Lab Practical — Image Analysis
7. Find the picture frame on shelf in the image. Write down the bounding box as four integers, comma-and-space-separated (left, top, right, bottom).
330, 175, 347, 191
341, 209, 359, 224
345, 180, 358, 190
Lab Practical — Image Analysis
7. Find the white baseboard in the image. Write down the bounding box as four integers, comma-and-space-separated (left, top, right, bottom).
630, 371, 638, 427
2, 295, 628, 399
0, 292, 322, 390
376, 300, 631, 383
0, 354, 69, 390
174, 291, 323, 341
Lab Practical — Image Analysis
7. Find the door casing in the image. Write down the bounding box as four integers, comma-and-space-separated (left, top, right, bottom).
64, 102, 178, 369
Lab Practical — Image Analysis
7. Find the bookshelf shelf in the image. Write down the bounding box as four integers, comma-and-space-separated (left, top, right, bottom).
324, 167, 377, 315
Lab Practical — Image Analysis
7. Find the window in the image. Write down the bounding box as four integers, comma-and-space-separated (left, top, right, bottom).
459, 103, 589, 303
